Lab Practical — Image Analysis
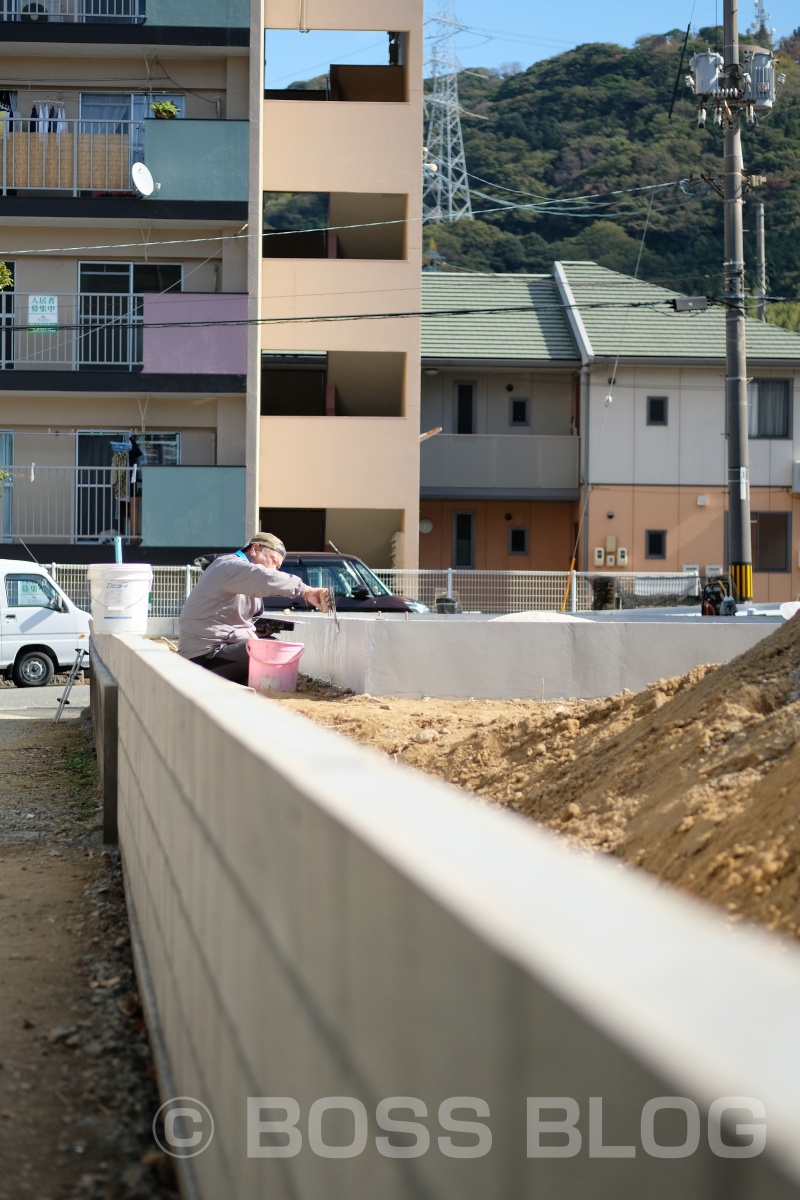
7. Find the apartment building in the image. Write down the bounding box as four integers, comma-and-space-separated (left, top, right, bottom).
421, 264, 800, 603
259, 0, 423, 569
0, 0, 256, 557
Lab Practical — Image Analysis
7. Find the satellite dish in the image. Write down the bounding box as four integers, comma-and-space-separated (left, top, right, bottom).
131, 162, 160, 198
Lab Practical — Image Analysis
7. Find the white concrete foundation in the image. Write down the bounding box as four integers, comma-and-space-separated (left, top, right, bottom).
289, 614, 783, 699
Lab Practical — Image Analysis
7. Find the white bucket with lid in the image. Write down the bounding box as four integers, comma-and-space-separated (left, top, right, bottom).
87, 563, 153, 634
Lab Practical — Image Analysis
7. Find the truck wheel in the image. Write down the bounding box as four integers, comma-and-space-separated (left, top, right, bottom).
13, 651, 55, 688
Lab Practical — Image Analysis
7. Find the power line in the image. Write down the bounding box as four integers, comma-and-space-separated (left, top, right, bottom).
0, 177, 706, 263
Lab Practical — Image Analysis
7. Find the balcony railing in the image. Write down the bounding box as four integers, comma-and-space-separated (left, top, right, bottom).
0, 465, 144, 542
0, 116, 249, 201
0, 292, 144, 370
0, 1, 145, 23
0, 464, 246, 545
420, 433, 581, 494
0, 117, 142, 195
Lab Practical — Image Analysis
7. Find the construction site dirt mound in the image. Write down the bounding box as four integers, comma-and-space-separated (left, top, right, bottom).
282, 614, 800, 941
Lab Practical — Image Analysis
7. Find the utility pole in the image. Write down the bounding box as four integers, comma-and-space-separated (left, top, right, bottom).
688, 0, 784, 600
755, 200, 767, 320
722, 0, 753, 602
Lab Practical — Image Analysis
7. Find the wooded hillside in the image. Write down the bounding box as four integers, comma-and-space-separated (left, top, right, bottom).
426, 27, 800, 328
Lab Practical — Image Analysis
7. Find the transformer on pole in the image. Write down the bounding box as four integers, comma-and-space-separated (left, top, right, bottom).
423, 1, 473, 222
685, 0, 785, 601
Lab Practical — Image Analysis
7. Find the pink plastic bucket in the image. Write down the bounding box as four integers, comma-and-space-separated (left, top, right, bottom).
247, 639, 305, 694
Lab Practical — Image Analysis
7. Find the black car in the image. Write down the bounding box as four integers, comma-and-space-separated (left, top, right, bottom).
262, 552, 429, 614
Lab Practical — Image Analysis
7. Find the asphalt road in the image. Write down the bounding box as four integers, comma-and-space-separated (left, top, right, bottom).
0, 683, 90, 718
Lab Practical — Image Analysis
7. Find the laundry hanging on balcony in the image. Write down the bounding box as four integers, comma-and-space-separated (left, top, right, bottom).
111, 441, 132, 499
30, 103, 66, 135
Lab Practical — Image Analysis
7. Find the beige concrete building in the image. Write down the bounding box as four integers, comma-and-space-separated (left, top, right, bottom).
0, 1, 423, 567
0, 2, 256, 555
260, 0, 423, 568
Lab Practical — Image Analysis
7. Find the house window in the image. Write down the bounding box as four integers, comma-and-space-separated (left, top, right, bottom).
453, 511, 474, 568
647, 396, 668, 426
509, 527, 528, 555
509, 398, 529, 426
455, 384, 475, 434
645, 529, 666, 559
747, 380, 791, 439
751, 512, 791, 572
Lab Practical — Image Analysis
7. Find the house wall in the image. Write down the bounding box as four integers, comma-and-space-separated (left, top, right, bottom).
421, 370, 575, 436
420, 499, 577, 570
584, 364, 800, 601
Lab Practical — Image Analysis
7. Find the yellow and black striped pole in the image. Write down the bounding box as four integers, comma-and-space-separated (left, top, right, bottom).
730, 561, 753, 602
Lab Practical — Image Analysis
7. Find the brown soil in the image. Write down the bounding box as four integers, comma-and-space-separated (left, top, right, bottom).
0, 713, 177, 1200
281, 614, 800, 941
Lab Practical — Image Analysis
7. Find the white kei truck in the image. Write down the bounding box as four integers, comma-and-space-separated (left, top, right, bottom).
0, 560, 91, 687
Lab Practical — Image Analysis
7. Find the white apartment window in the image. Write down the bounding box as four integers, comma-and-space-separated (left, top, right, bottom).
455, 384, 475, 434
645, 529, 666, 559
747, 380, 791, 439
453, 511, 474, 568
647, 396, 668, 426
751, 512, 791, 572
509, 398, 529, 426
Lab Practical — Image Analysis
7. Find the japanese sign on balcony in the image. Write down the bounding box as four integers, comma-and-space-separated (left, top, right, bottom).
28, 295, 58, 334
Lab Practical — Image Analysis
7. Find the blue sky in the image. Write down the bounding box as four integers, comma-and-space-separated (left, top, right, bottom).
264, 1, 799, 87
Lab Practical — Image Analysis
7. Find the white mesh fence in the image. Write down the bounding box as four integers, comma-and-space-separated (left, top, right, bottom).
49, 563, 200, 617
47, 565, 721, 618
374, 570, 720, 613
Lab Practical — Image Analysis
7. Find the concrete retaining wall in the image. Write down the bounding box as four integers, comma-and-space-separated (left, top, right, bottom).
290, 614, 781, 699
96, 634, 800, 1199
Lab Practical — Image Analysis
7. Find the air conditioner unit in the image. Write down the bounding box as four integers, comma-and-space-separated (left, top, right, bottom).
20, 0, 61, 20
705, 563, 723, 577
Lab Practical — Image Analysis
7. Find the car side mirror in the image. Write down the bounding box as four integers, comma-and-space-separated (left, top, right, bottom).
352, 585, 371, 600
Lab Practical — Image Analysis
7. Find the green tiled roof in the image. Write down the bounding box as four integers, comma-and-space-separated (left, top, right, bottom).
420, 263, 800, 365
421, 273, 579, 362
558, 261, 800, 364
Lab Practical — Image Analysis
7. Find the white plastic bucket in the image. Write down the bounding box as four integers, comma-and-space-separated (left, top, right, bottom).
87, 563, 153, 634
247, 639, 304, 694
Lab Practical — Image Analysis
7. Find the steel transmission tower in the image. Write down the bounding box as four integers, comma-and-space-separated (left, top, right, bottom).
749, 0, 775, 42
423, 1, 473, 221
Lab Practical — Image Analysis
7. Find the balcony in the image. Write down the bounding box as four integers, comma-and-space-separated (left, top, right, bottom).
0, 0, 249, 28
420, 434, 581, 498
0, 464, 246, 546
0, 0, 145, 21
0, 291, 247, 377
0, 118, 248, 202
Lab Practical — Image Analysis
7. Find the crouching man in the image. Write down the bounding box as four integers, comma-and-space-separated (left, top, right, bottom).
178, 533, 326, 684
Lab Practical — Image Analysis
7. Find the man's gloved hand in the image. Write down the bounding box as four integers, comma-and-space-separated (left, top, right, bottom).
303, 586, 328, 611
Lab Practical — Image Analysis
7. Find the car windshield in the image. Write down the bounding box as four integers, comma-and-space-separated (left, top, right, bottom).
352, 562, 392, 596
305, 560, 370, 597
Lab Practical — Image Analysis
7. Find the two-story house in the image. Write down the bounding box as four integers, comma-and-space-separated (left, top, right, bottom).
420, 263, 800, 603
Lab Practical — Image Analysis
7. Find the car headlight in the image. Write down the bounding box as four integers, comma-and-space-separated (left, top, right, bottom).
404, 600, 430, 613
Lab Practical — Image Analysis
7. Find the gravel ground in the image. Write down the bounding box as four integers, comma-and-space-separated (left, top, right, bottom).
0, 703, 178, 1200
